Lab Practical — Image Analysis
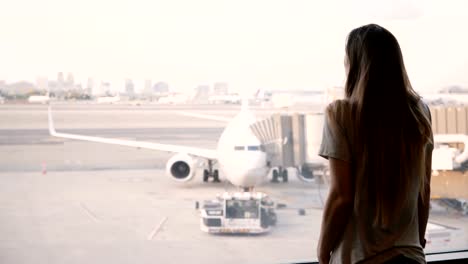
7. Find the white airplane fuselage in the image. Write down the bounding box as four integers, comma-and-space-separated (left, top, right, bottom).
215, 110, 269, 188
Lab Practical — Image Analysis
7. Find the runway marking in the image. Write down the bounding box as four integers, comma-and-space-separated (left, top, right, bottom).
147, 216, 168, 241
79, 202, 101, 223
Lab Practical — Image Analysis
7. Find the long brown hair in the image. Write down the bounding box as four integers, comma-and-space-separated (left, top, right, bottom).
344, 24, 432, 227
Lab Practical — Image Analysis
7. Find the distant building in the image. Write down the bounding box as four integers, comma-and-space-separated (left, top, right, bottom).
153, 82, 169, 94
192, 84, 211, 103
65, 73, 74, 89
143, 79, 152, 95
86, 78, 94, 95
100, 81, 112, 96
0, 80, 6, 95
439, 85, 468, 94
75, 83, 83, 92
57, 72, 64, 92
48, 81, 59, 95
1, 81, 38, 98
213, 82, 229, 95
125, 79, 135, 96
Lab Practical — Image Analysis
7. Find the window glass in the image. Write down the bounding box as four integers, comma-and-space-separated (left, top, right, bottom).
0, 1, 467, 263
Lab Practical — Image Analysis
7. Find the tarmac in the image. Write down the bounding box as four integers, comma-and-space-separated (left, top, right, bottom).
0, 103, 467, 264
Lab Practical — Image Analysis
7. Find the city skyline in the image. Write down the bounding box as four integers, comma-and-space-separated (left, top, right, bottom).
1, 74, 237, 97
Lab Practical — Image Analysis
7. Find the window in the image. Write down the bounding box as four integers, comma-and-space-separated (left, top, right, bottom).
1, 1, 467, 263
247, 146, 260, 151
226, 200, 260, 219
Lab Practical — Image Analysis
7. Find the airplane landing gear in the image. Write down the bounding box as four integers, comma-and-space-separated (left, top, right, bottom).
271, 167, 288, 183
203, 160, 220, 183
213, 170, 220, 183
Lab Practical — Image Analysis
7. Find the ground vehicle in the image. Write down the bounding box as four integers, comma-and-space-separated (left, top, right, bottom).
200, 191, 277, 234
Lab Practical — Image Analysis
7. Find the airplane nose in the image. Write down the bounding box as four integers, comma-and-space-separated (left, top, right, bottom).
222, 155, 268, 187
220, 149, 268, 187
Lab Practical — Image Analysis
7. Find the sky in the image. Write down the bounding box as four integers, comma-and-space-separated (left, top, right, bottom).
0, 0, 467, 94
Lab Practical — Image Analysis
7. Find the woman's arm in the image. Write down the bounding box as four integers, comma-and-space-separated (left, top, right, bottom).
418, 144, 433, 248
317, 157, 355, 263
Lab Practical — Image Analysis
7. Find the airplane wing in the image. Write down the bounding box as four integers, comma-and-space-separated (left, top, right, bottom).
174, 111, 232, 122
175, 98, 250, 122
48, 106, 218, 160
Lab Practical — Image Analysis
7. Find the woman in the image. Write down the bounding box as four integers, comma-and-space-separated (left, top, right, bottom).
317, 24, 433, 264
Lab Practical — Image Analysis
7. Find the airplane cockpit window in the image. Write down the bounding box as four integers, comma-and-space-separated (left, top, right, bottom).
1, 1, 468, 263
247, 146, 260, 151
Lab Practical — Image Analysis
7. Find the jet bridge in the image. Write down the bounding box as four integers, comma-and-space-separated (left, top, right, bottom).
250, 106, 468, 203
250, 112, 326, 183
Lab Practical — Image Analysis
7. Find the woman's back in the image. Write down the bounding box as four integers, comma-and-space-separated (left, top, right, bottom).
320, 99, 433, 263
317, 24, 433, 264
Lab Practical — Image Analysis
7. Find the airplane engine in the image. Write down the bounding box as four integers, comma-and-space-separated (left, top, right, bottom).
296, 164, 318, 183
297, 171, 315, 183
166, 153, 196, 182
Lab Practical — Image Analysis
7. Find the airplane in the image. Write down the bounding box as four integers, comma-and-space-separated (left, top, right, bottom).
48, 102, 277, 188
28, 95, 50, 104
96, 95, 120, 104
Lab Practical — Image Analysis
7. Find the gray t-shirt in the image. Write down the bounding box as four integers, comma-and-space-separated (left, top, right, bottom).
318, 99, 432, 264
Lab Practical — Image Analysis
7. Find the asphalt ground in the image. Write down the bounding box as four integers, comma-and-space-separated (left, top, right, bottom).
0, 103, 467, 264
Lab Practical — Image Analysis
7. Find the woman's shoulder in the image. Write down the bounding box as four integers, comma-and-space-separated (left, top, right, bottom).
326, 98, 353, 110
325, 99, 354, 121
